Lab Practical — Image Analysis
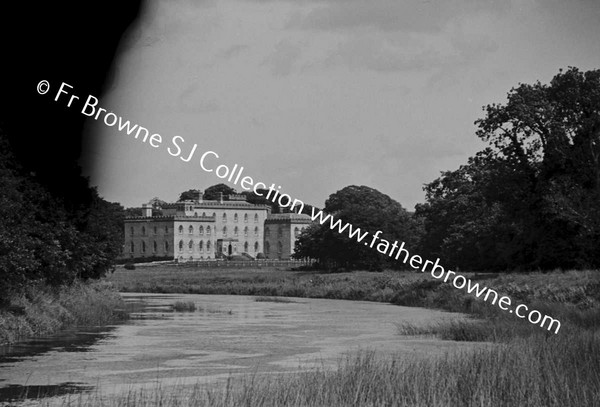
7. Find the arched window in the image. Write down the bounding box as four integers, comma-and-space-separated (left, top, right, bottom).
244, 214, 248, 223
254, 226, 259, 236
165, 226, 168, 234
254, 242, 259, 253
223, 226, 227, 237
265, 241, 270, 254
194, 212, 198, 217
234, 226, 238, 237
188, 240, 193, 251
153, 226, 157, 235
199, 240, 203, 251
189, 256, 194, 261
254, 214, 259, 223
244, 241, 249, 252
207, 226, 211, 235
265, 227, 270, 237
179, 240, 184, 251
202, 212, 206, 217
244, 227, 248, 237
141, 226, 146, 236
165, 241, 169, 251
142, 241, 146, 253
278, 241, 283, 253
207, 240, 211, 250
189, 225, 194, 234
130, 226, 134, 236
234, 213, 238, 222
178, 225, 183, 234
130, 241, 134, 253
294, 227, 300, 237
212, 212, 216, 218
199, 226, 204, 235
153, 241, 157, 252
222, 213, 227, 222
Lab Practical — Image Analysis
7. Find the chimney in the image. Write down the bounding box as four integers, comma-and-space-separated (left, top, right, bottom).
142, 203, 153, 217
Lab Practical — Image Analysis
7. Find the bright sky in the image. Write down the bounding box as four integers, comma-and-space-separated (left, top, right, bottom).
82, 0, 600, 210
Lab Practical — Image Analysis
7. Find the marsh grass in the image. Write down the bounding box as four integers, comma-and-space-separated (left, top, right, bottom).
34, 326, 600, 407
0, 281, 126, 345
254, 296, 297, 303
172, 301, 196, 312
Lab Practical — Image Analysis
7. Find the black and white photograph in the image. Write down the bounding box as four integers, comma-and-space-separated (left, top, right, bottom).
1, 1, 600, 405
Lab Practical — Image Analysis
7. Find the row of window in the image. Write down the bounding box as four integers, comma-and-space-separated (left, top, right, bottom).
177, 240, 260, 253
129, 240, 168, 253
131, 225, 169, 236
178, 225, 261, 237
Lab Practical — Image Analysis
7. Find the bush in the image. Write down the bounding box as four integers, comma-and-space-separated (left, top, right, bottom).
124, 262, 136, 270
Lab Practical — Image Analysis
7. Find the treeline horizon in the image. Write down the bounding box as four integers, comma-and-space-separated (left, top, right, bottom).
293, 67, 600, 272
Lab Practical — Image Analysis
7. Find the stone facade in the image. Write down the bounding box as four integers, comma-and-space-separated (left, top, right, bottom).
264, 213, 312, 260
122, 192, 312, 262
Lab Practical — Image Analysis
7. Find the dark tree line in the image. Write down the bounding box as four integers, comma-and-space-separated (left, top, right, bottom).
294, 68, 600, 271
0, 131, 124, 301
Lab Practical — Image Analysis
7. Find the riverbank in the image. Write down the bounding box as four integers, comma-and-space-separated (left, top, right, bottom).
0, 281, 127, 345
108, 265, 600, 314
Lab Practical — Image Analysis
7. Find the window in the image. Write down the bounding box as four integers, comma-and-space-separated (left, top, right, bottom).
194, 212, 198, 217
223, 226, 227, 237
244, 214, 248, 223
234, 226, 238, 237
130, 226, 134, 236
207, 226, 211, 235
178, 225, 183, 234
234, 213, 238, 222
278, 228, 283, 237
244, 242, 249, 252
265, 241, 270, 254
199, 226, 204, 235
254, 226, 259, 237
165, 241, 169, 251
222, 213, 227, 222
202, 212, 206, 217
199, 241, 203, 251
294, 227, 300, 237
153, 241, 157, 252
207, 240, 211, 250
212, 212, 216, 218
188, 225, 194, 234
165, 226, 168, 234
130, 241, 134, 253
278, 241, 283, 254
254, 214, 259, 223
153, 226, 157, 235
265, 227, 270, 237
254, 242, 259, 253
142, 241, 146, 253
179, 240, 184, 251
188, 240, 193, 251
141, 226, 146, 236
244, 227, 248, 237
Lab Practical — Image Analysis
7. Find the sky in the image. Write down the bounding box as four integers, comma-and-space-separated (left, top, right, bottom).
82, 0, 600, 210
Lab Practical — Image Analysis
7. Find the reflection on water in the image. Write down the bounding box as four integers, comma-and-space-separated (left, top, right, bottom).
0, 293, 472, 404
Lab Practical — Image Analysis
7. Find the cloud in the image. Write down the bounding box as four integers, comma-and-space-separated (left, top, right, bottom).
217, 44, 249, 59
261, 40, 303, 76
286, 0, 509, 33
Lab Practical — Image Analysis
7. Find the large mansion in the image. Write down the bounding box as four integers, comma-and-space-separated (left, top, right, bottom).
122, 191, 312, 262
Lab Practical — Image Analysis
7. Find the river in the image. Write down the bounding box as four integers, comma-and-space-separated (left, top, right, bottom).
0, 293, 474, 404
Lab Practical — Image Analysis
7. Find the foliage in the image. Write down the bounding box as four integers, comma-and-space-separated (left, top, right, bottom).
202, 183, 236, 201
0, 130, 124, 299
417, 67, 600, 270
